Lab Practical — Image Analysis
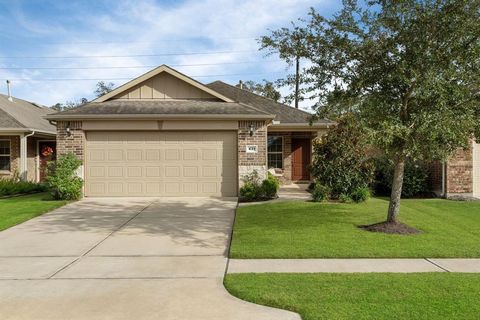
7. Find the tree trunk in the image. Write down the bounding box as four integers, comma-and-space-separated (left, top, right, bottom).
387, 155, 406, 223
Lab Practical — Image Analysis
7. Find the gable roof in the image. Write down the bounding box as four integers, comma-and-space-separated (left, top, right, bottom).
0, 94, 56, 134
207, 81, 333, 126
93, 65, 234, 103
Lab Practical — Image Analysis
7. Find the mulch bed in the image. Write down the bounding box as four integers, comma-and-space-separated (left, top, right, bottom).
359, 221, 421, 235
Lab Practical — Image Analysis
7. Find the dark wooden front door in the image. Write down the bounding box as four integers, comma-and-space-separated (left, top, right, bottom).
38, 141, 56, 182
292, 138, 311, 181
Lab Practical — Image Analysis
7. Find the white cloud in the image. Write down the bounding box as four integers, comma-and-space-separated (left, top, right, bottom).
0, 0, 333, 107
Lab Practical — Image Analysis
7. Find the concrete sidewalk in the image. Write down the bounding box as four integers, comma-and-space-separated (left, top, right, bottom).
227, 258, 480, 273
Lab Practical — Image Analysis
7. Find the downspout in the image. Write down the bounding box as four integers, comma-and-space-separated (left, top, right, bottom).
20, 131, 35, 181
441, 161, 446, 198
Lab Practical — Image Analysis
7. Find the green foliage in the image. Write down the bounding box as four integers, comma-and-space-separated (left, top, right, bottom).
339, 193, 352, 203
240, 170, 280, 201
374, 157, 430, 198
311, 184, 330, 202
237, 80, 282, 102
350, 187, 371, 203
311, 116, 375, 199
0, 177, 46, 196
46, 153, 83, 200
262, 1, 480, 219
239, 182, 262, 201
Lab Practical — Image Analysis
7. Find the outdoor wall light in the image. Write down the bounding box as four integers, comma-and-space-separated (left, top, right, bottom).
249, 123, 255, 136
66, 122, 71, 137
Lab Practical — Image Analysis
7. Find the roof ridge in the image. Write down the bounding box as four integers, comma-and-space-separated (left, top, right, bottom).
208, 80, 313, 116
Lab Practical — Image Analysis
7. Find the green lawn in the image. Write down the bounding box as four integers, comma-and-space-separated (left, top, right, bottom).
0, 193, 69, 231
225, 273, 480, 320
230, 198, 480, 258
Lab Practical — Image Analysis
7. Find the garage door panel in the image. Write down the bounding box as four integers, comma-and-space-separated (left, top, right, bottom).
86, 131, 237, 197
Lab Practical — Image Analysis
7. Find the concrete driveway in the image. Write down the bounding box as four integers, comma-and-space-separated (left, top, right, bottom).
0, 197, 299, 320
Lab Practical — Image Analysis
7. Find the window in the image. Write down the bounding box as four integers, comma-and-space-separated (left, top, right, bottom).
0, 140, 10, 171
267, 136, 283, 169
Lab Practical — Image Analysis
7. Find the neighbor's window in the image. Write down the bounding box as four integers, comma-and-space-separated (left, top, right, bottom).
267, 136, 283, 169
0, 140, 10, 171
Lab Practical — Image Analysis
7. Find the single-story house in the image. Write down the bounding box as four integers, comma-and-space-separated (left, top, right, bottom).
45, 65, 332, 197
0, 93, 56, 182
44, 64, 479, 199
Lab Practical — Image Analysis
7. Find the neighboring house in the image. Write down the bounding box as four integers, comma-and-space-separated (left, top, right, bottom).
0, 93, 56, 182
431, 143, 480, 199
45, 65, 332, 197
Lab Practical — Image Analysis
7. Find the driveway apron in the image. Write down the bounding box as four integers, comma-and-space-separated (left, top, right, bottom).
0, 197, 299, 320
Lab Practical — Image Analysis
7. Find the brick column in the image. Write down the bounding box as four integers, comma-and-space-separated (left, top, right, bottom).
446, 144, 473, 196
238, 120, 267, 186
56, 121, 85, 180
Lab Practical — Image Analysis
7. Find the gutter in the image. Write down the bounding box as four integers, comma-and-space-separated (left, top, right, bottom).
44, 113, 276, 121
269, 122, 333, 129
0, 128, 56, 135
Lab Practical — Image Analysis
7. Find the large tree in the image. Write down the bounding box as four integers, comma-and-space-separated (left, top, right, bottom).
262, 0, 480, 226
237, 79, 282, 102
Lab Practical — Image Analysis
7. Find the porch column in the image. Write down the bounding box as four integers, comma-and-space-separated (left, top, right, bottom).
19, 133, 28, 180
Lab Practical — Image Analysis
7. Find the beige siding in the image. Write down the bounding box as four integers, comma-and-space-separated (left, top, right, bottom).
85, 131, 237, 197
113, 72, 219, 100
474, 142, 480, 198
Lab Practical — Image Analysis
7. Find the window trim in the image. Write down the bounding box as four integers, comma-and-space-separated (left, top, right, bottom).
267, 135, 284, 169
0, 139, 11, 172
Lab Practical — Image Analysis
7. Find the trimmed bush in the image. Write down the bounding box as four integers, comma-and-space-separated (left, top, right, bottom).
46, 153, 83, 200
0, 177, 46, 196
311, 184, 330, 202
350, 187, 371, 203
240, 170, 280, 201
373, 157, 430, 198
262, 173, 280, 199
240, 182, 263, 201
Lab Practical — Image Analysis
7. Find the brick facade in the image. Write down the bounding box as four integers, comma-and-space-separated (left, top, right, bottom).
56, 121, 84, 159
238, 120, 267, 185
446, 144, 474, 195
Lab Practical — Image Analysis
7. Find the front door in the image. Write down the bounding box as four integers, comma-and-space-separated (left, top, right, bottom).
292, 138, 311, 181
38, 141, 56, 182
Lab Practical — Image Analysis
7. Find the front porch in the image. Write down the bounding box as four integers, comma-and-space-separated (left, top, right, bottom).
267, 131, 319, 184
0, 132, 56, 182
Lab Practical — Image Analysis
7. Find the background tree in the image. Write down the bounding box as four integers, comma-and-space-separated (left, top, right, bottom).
94, 81, 115, 97
51, 80, 115, 111
261, 0, 480, 228
237, 80, 282, 102
50, 98, 88, 112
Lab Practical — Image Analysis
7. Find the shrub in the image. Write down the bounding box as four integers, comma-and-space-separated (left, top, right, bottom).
311, 184, 330, 202
240, 171, 280, 201
46, 153, 83, 200
239, 182, 262, 201
0, 177, 46, 196
339, 193, 352, 203
350, 187, 371, 203
262, 178, 279, 199
311, 115, 375, 199
373, 156, 430, 198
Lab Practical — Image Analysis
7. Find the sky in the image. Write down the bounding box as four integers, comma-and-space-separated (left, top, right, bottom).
0, 0, 340, 110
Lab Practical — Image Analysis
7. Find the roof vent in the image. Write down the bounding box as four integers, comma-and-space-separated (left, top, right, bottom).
6, 80, 13, 102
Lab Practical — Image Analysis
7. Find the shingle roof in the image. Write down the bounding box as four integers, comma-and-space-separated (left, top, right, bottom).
206, 81, 332, 124
50, 100, 273, 117
0, 94, 56, 133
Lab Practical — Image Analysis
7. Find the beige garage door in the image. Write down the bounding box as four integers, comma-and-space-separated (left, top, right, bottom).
474, 142, 480, 198
85, 131, 237, 197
